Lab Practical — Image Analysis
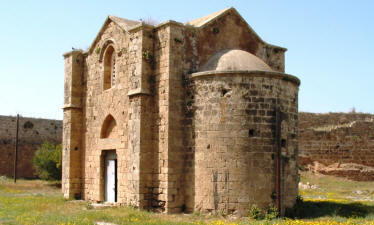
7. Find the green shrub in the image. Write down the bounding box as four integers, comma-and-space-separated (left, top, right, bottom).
249, 204, 263, 220
265, 204, 279, 220
32, 141, 62, 180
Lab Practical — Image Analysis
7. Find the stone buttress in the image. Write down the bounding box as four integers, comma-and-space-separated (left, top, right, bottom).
62, 50, 84, 199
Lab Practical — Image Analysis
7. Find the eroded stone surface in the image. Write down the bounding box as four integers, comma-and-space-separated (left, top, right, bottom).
299, 112, 374, 181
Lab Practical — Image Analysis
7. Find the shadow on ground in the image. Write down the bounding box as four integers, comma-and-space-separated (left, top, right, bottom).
47, 182, 61, 188
286, 199, 374, 219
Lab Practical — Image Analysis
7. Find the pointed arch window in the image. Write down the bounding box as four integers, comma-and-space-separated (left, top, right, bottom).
103, 45, 116, 90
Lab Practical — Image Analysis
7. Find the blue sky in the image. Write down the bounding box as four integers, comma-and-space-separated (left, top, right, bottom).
0, 0, 373, 120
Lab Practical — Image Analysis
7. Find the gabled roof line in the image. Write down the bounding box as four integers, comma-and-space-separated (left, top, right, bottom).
87, 17, 113, 54
185, 7, 233, 27
186, 7, 286, 51
87, 7, 286, 54
88, 16, 142, 53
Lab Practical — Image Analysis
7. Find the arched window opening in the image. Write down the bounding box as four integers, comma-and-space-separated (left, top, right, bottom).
111, 53, 116, 86
100, 114, 117, 138
103, 45, 116, 90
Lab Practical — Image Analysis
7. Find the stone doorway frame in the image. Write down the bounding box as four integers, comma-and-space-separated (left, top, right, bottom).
100, 150, 117, 202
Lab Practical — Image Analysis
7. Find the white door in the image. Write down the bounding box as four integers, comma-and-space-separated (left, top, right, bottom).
105, 159, 116, 202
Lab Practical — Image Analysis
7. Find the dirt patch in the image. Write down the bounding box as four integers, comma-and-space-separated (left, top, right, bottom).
303, 161, 374, 181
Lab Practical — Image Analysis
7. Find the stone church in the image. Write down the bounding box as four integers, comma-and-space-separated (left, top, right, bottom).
62, 7, 300, 216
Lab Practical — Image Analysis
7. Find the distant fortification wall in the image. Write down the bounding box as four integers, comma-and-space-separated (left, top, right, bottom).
0, 115, 62, 178
1, 112, 372, 180
299, 112, 374, 180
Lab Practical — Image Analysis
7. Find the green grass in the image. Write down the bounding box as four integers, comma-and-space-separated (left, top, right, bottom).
299, 171, 374, 201
0, 179, 200, 225
1, 173, 374, 225
289, 172, 374, 223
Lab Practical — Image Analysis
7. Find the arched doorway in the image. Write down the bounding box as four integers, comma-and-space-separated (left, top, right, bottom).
100, 114, 118, 203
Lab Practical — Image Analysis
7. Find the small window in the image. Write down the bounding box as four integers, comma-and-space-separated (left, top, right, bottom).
103, 45, 116, 90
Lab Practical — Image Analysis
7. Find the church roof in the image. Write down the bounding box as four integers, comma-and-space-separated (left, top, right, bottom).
185, 7, 285, 50
87, 7, 285, 54
88, 16, 142, 53
108, 16, 141, 31
186, 7, 232, 27
199, 49, 273, 72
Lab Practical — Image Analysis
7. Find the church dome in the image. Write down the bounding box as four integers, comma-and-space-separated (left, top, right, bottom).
199, 49, 272, 72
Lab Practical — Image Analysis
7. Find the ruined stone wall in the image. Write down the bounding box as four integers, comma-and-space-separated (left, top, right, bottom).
191, 73, 299, 216
299, 112, 374, 167
0, 115, 62, 178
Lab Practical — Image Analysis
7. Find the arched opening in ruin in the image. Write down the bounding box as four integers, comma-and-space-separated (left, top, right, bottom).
103, 45, 116, 90
100, 114, 117, 139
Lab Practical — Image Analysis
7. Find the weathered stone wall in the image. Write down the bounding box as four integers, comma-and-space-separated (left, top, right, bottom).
170, 24, 199, 214
299, 112, 374, 167
62, 50, 84, 199
191, 73, 299, 216
0, 115, 62, 178
164, 23, 188, 213
150, 24, 171, 211
81, 21, 140, 204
